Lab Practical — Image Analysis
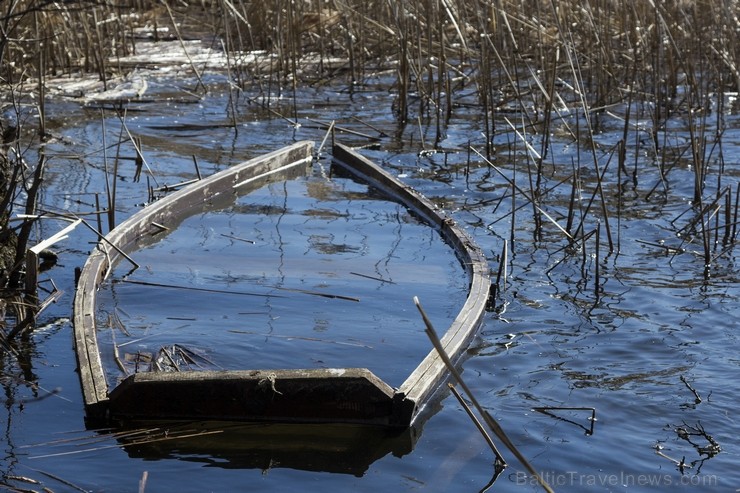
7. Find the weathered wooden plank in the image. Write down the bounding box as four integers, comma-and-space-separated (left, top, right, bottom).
107, 368, 396, 425
73, 142, 315, 418
73, 287, 110, 410
74, 141, 489, 429
331, 144, 491, 425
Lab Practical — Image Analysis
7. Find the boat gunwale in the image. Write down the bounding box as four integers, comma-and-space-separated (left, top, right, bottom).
72, 141, 491, 428
331, 144, 491, 423
73, 141, 315, 415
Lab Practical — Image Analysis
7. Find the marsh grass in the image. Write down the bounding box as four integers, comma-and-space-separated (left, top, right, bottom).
0, 3, 735, 487
0, 1, 737, 332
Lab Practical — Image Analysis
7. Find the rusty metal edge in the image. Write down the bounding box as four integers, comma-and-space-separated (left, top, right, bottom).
331, 143, 491, 425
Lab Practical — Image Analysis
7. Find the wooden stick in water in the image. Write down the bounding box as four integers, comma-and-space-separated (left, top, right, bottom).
414, 296, 555, 493
316, 119, 335, 158
118, 279, 359, 302
447, 383, 507, 468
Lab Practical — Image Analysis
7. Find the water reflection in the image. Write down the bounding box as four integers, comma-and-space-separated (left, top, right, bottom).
96, 168, 466, 386
113, 421, 418, 477
7, 56, 740, 490
1, 336, 45, 488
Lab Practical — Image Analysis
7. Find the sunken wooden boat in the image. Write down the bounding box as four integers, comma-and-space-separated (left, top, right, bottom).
73, 140, 490, 428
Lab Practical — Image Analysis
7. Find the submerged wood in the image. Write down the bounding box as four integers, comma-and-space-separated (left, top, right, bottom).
73, 141, 315, 420
332, 144, 491, 424
73, 141, 490, 428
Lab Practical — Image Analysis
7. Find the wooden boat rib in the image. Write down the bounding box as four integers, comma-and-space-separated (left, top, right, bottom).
73, 141, 490, 428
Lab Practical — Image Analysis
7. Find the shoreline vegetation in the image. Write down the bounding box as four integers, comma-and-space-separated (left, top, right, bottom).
0, 2, 736, 490
0, 1, 738, 335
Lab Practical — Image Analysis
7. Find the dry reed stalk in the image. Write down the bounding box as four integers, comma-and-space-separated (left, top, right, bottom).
316, 120, 336, 158
490, 239, 508, 309
474, 147, 574, 243
94, 193, 103, 234
31, 468, 89, 493
594, 221, 600, 298
219, 33, 240, 131
100, 109, 115, 232
138, 471, 149, 493
92, 8, 109, 85
161, 0, 206, 93
532, 406, 596, 436
414, 297, 554, 493
447, 383, 506, 467
565, 159, 580, 235
478, 36, 494, 159
509, 145, 516, 246
732, 183, 740, 244
29, 429, 224, 460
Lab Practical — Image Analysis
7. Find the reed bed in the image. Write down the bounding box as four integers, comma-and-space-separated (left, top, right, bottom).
0, 2, 736, 486
3, 1, 736, 107
0, 0, 737, 334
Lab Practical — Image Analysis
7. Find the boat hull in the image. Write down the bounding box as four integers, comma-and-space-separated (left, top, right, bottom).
73, 141, 490, 428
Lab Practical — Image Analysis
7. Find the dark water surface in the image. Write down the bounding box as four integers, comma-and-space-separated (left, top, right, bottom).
2, 71, 739, 492
96, 171, 467, 385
